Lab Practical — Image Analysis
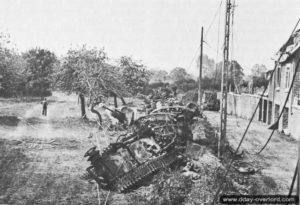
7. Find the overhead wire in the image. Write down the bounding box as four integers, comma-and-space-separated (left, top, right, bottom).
204, 0, 223, 40
212, 1, 223, 90
186, 0, 223, 73
212, 54, 291, 204
203, 41, 219, 54
186, 47, 200, 73
211, 19, 300, 204
247, 18, 300, 155
250, 57, 300, 155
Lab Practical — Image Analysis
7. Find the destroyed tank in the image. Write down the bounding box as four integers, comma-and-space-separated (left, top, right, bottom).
133, 112, 178, 129
150, 103, 201, 122
83, 122, 191, 192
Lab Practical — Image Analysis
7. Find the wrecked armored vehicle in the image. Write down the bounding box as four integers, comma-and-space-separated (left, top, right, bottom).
133, 113, 178, 129
83, 122, 192, 192
150, 103, 201, 122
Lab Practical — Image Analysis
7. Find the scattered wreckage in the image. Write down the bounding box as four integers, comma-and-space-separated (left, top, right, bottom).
82, 103, 200, 192
82, 100, 258, 193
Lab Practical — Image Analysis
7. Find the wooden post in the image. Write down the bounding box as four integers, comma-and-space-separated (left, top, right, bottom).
198, 27, 204, 112
220, 0, 231, 156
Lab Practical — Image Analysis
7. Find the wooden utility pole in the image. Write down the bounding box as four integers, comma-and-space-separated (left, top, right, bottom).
219, 0, 231, 155
198, 27, 204, 111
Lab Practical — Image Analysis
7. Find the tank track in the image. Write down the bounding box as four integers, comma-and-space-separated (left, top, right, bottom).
112, 150, 181, 192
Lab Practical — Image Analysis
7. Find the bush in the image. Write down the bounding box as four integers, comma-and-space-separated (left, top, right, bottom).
253, 75, 268, 89
28, 89, 52, 97
175, 78, 197, 93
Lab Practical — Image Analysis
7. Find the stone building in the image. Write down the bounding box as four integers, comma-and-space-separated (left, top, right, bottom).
261, 29, 300, 139
218, 29, 300, 139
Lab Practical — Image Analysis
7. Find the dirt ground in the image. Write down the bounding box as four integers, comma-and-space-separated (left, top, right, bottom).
204, 111, 298, 195
1, 93, 297, 205
0, 93, 102, 205
0, 92, 188, 205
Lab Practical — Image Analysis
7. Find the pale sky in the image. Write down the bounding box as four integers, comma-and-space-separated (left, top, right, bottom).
0, 0, 299, 76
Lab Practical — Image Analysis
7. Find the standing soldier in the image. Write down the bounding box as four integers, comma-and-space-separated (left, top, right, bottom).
41, 98, 48, 116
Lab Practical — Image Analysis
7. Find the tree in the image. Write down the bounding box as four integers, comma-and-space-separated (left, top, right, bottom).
199, 60, 244, 93
0, 49, 25, 97
117, 56, 150, 96
251, 64, 267, 77
56, 46, 127, 122
169, 67, 188, 82
176, 78, 197, 92
148, 69, 169, 83
197, 54, 216, 78
23, 48, 57, 97
205, 61, 222, 90
228, 61, 244, 93
0, 34, 27, 97
249, 64, 269, 89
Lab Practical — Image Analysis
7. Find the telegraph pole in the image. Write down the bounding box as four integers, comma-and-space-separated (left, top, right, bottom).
220, 0, 231, 156
198, 27, 204, 111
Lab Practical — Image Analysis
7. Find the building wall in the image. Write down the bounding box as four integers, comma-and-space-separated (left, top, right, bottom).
226, 93, 260, 121
221, 49, 300, 139
292, 50, 300, 104
265, 49, 300, 138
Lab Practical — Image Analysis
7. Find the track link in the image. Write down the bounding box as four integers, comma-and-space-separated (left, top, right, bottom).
112, 151, 180, 192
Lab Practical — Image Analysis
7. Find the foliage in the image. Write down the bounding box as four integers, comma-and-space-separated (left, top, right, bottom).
228, 60, 245, 92
251, 64, 267, 77
175, 78, 197, 92
252, 75, 269, 89
149, 82, 169, 90
0, 35, 56, 98
197, 54, 216, 78
23, 48, 57, 97
0, 48, 26, 97
202, 76, 220, 90
169, 67, 189, 82
56, 46, 128, 103
117, 56, 150, 95
249, 64, 269, 89
148, 69, 169, 83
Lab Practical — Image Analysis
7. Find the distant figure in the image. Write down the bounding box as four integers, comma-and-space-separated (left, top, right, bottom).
41, 98, 48, 116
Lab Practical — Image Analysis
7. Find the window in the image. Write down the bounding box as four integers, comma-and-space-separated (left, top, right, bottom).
285, 71, 289, 88
285, 67, 291, 89
277, 67, 281, 88
293, 95, 300, 106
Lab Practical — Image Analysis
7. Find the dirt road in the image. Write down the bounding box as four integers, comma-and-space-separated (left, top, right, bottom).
204, 111, 298, 194
0, 93, 159, 205
0, 93, 102, 205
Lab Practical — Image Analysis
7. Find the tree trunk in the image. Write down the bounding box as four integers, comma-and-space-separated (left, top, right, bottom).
113, 93, 118, 108
79, 93, 87, 119
120, 96, 126, 105
91, 101, 102, 126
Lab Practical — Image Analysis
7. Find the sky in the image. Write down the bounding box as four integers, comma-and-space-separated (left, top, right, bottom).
0, 0, 299, 76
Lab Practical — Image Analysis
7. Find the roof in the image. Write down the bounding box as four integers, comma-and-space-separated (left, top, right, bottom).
274, 29, 300, 63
